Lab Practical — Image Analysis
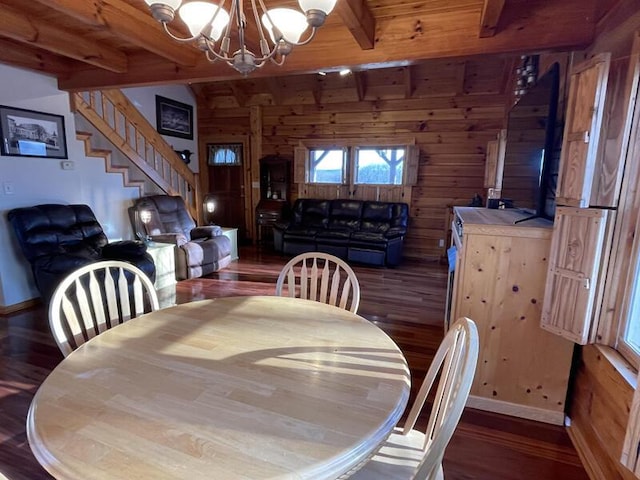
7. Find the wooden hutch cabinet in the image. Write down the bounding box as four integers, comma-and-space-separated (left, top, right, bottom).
447, 207, 574, 425
256, 156, 291, 244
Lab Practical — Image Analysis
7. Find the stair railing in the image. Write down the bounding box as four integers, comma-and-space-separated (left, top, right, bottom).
70, 89, 200, 220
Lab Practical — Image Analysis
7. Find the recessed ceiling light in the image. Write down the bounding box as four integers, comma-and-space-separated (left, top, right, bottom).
339, 69, 352, 76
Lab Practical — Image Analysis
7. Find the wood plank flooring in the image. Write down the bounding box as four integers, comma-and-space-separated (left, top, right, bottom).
0, 246, 588, 480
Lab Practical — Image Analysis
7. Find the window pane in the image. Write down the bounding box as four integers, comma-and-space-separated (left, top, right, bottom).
309, 149, 345, 183
208, 143, 242, 166
355, 147, 405, 185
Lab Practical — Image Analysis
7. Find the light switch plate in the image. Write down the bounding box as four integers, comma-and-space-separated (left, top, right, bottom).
3, 181, 14, 195
61, 160, 75, 170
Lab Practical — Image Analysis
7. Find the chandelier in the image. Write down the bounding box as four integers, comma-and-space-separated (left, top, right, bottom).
145, 0, 337, 75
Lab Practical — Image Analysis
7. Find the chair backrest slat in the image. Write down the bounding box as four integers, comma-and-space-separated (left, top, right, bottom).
403, 317, 479, 480
88, 269, 108, 334
103, 267, 120, 326
49, 260, 160, 357
275, 253, 361, 313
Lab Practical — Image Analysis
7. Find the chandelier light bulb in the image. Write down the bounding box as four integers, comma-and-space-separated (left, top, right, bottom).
262, 9, 308, 44
179, 1, 218, 37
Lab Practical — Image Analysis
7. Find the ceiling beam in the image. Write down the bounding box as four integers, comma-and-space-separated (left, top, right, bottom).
353, 71, 367, 101
334, 0, 376, 50
0, 3, 127, 72
0, 38, 71, 74
57, 2, 595, 90
479, 0, 506, 37
31, 0, 199, 66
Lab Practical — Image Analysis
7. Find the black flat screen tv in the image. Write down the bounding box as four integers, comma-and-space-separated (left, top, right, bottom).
500, 62, 560, 221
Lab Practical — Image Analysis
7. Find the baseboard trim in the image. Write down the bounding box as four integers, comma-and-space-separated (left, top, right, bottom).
567, 423, 607, 480
467, 395, 565, 425
0, 298, 41, 316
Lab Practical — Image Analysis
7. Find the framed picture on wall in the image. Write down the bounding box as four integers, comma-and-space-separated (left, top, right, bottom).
0, 105, 68, 159
155, 95, 193, 140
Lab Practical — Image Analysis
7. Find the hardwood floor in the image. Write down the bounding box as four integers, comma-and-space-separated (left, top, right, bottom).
0, 246, 588, 480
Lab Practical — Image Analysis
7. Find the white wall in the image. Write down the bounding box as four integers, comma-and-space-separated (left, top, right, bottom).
0, 64, 197, 307
123, 85, 199, 171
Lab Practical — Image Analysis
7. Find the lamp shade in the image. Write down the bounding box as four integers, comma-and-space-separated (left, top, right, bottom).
179, 1, 219, 36
262, 9, 308, 44
145, 0, 183, 9
298, 0, 337, 14
208, 7, 230, 41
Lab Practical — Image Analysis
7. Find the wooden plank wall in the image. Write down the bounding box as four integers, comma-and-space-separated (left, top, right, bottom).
198, 57, 509, 260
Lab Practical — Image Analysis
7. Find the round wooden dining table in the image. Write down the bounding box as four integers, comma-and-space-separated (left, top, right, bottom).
28, 296, 411, 480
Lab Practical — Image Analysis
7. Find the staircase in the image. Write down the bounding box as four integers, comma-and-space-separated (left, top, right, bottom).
70, 89, 200, 219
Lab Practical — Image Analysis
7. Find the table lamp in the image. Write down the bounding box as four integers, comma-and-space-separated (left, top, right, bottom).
203, 195, 217, 225
139, 209, 153, 244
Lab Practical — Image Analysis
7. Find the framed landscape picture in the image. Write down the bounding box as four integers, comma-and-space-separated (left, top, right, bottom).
0, 105, 68, 159
155, 95, 193, 140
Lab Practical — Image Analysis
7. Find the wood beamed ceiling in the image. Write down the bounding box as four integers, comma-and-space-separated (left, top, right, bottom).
0, 0, 613, 96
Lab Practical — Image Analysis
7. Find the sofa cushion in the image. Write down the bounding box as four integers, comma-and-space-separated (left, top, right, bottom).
360, 202, 393, 233
328, 200, 362, 231
294, 199, 330, 229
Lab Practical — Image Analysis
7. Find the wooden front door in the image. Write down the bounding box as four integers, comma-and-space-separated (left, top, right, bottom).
207, 161, 246, 241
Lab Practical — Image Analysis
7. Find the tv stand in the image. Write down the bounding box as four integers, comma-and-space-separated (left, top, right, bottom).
513, 212, 542, 224
447, 207, 573, 425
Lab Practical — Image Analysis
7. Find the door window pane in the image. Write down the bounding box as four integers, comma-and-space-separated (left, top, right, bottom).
208, 143, 242, 166
309, 148, 345, 183
354, 147, 405, 185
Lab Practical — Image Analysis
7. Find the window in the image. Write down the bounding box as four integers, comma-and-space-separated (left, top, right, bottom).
208, 143, 242, 166
619, 253, 640, 368
354, 147, 405, 185
309, 148, 346, 183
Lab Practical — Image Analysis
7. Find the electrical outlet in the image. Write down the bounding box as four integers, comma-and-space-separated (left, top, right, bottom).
3, 181, 14, 195
61, 160, 75, 170
438, 239, 445, 247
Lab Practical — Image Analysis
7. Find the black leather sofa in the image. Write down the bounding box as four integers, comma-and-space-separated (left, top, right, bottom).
273, 199, 409, 266
8, 204, 155, 302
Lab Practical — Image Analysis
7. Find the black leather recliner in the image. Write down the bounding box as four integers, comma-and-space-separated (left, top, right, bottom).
273, 199, 409, 266
8, 204, 155, 302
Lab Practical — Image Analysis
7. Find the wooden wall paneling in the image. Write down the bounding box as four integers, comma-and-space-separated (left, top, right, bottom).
200, 68, 506, 259
569, 345, 636, 480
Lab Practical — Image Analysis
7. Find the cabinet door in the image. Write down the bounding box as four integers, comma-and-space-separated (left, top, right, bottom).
556, 54, 611, 207
483, 129, 506, 192
541, 207, 609, 344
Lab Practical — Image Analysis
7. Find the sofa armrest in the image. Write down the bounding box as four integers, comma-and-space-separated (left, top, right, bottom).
385, 227, 406, 239
191, 225, 222, 240
102, 240, 147, 258
150, 233, 189, 246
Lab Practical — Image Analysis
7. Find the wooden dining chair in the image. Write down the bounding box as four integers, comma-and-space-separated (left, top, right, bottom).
347, 317, 479, 480
48, 260, 160, 357
275, 252, 361, 313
